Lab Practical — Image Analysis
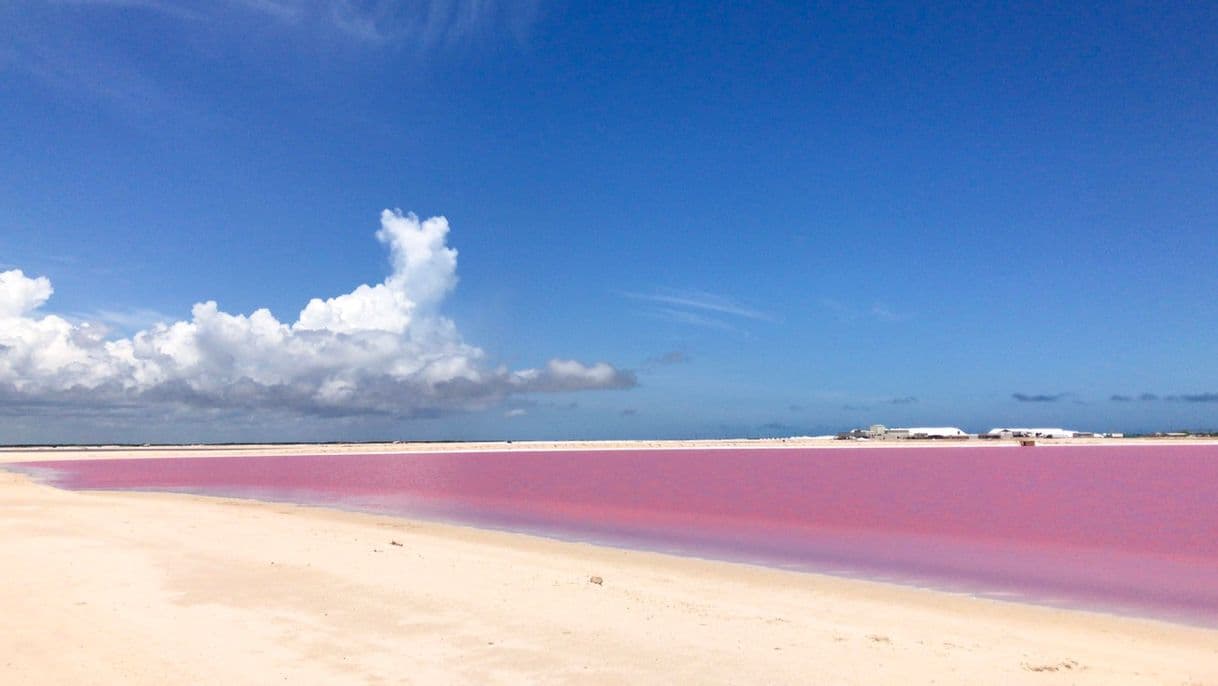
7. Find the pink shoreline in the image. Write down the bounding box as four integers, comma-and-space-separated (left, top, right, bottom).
12, 444, 1218, 626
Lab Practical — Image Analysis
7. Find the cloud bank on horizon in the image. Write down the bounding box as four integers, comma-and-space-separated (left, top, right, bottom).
0, 210, 633, 419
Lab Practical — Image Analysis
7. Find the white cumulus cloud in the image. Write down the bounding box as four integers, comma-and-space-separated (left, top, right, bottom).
0, 210, 634, 420
0, 269, 53, 318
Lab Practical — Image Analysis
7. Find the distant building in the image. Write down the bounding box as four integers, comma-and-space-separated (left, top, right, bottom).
842, 424, 974, 441
982, 427, 1080, 439
862, 425, 969, 440
843, 425, 1115, 441
896, 427, 969, 439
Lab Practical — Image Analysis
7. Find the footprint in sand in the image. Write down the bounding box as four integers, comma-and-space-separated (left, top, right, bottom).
1021, 658, 1081, 673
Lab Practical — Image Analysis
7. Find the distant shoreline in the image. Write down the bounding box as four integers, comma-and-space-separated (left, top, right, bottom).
3, 435, 1218, 462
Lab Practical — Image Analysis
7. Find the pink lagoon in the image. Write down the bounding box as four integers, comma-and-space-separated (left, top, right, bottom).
12, 443, 1218, 626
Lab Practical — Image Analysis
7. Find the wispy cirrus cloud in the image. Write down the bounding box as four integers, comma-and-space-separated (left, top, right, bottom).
626, 291, 774, 321
35, 0, 542, 47
820, 298, 914, 323
49, 0, 205, 20
644, 308, 738, 332
626, 290, 775, 331
868, 304, 914, 322
344, 0, 544, 48
2, 0, 542, 112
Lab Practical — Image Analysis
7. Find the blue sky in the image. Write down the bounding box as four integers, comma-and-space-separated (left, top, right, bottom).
1, 1, 1216, 443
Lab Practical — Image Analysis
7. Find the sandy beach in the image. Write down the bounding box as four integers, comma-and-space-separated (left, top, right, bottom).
5, 436, 1217, 461
3, 443, 1217, 685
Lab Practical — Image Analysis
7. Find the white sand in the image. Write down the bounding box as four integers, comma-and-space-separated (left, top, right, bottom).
4, 435, 1216, 464
2, 443, 1216, 684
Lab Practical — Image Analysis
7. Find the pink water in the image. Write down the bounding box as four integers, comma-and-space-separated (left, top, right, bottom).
11, 444, 1218, 625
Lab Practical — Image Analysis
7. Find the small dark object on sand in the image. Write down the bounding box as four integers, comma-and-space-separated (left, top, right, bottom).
390, 540, 403, 546
589, 575, 603, 585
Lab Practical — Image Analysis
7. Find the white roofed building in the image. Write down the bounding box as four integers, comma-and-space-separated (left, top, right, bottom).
983, 428, 1080, 439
